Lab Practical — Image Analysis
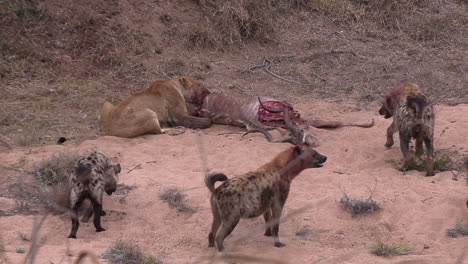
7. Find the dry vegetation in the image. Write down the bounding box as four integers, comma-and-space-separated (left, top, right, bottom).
101, 239, 162, 264
339, 187, 380, 216
370, 240, 411, 257
447, 222, 468, 238
159, 187, 196, 213
34, 150, 80, 185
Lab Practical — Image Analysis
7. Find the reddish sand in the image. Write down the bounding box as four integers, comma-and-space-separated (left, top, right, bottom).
1, 101, 467, 264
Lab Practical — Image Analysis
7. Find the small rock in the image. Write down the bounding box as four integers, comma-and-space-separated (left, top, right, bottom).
16, 247, 26, 253
423, 244, 430, 249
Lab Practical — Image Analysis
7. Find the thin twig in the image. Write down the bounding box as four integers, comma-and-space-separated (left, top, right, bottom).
421, 196, 433, 203
23, 215, 48, 264
127, 164, 142, 174
330, 49, 358, 57
247, 58, 313, 86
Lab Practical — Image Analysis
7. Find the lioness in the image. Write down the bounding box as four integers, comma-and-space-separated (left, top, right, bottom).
100, 77, 211, 138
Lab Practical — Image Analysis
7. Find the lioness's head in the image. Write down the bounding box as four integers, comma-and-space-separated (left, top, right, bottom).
179, 77, 210, 106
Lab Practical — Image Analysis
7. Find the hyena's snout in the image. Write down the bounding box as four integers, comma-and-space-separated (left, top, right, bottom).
311, 153, 327, 168
317, 154, 327, 166
318, 154, 327, 164
105, 186, 117, 195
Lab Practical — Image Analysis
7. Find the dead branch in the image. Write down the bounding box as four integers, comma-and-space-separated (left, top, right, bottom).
23, 215, 48, 264
127, 164, 142, 174
247, 58, 313, 86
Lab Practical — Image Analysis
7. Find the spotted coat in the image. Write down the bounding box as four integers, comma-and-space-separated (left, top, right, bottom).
380, 81, 435, 176
205, 144, 327, 251
68, 150, 121, 238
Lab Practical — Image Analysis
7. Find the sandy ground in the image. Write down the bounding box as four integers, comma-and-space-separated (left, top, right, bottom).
1, 101, 467, 264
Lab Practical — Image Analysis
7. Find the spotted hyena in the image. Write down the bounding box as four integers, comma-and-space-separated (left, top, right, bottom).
465, 158, 468, 210
379, 81, 435, 176
205, 144, 327, 251
67, 150, 121, 238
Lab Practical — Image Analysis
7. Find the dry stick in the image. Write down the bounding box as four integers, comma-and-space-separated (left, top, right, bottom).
23, 214, 48, 264
248, 59, 313, 86
329, 49, 358, 57
127, 164, 142, 174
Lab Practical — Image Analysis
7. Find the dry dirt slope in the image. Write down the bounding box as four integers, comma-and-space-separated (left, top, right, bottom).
0, 101, 467, 264
1, 0, 467, 146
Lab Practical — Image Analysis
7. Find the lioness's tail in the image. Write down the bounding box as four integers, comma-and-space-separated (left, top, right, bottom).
205, 173, 228, 193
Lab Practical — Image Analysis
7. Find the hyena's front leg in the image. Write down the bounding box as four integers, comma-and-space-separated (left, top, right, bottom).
80, 205, 93, 223
424, 136, 435, 176
90, 196, 105, 232
68, 196, 84, 238
399, 130, 412, 170
385, 121, 398, 148
263, 208, 272, 236
271, 203, 285, 248
81, 204, 106, 223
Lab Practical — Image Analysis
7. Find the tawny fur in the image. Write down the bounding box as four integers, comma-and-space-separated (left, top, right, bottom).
379, 81, 435, 176
100, 77, 211, 138
68, 150, 121, 238
205, 144, 327, 251
198, 93, 276, 139
197, 93, 373, 145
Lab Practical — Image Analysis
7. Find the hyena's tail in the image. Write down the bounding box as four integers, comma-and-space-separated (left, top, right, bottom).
205, 173, 228, 193
407, 95, 428, 120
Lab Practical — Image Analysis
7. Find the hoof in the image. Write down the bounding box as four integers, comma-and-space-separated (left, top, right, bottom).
96, 227, 106, 232
68, 234, 77, 239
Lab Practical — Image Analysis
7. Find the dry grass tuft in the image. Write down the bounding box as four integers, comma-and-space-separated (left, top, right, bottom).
159, 187, 196, 213
402, 148, 459, 174
35, 150, 81, 186
186, 26, 219, 49
101, 239, 162, 264
194, 0, 277, 45
370, 240, 411, 257
339, 188, 380, 216
447, 222, 468, 238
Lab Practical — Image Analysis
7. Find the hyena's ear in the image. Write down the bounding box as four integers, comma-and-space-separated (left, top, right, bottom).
385, 96, 392, 108
114, 163, 121, 174
293, 146, 302, 157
